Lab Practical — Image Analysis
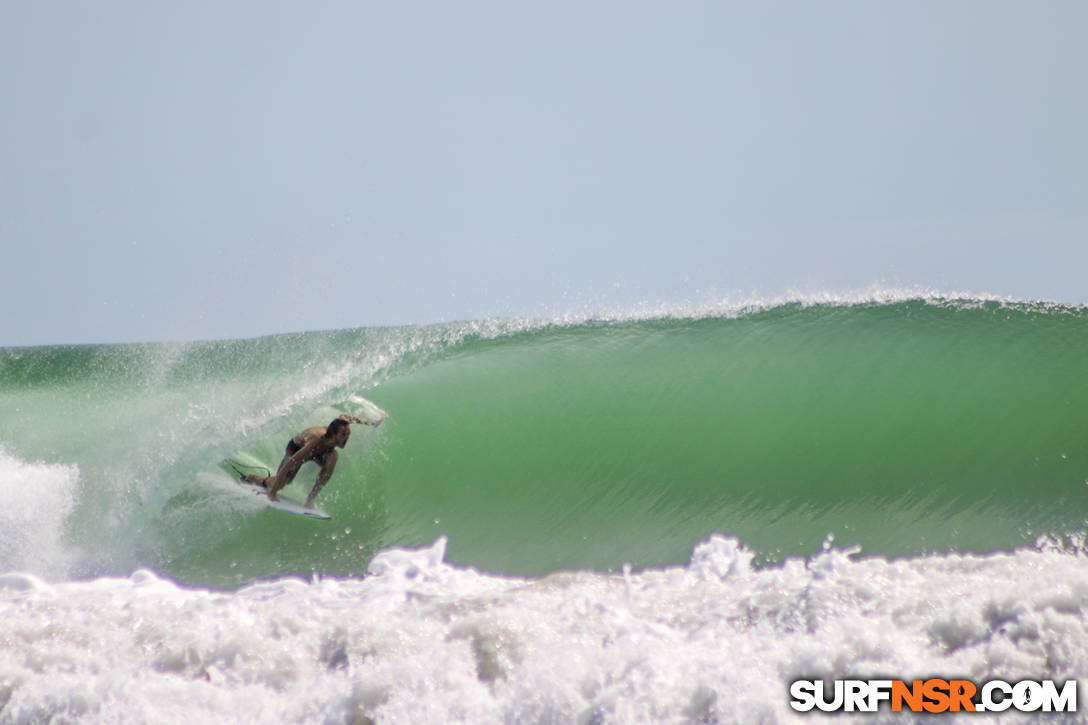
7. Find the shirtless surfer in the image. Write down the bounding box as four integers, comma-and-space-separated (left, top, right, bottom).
242, 414, 382, 509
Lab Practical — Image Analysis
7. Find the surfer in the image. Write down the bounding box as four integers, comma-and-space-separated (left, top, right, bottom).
242, 414, 382, 509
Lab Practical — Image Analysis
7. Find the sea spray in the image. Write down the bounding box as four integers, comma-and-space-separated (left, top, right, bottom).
0, 449, 79, 579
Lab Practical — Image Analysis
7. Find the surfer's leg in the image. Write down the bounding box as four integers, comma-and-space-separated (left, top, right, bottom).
264, 454, 292, 495
267, 458, 302, 499
242, 473, 268, 488
231, 462, 270, 488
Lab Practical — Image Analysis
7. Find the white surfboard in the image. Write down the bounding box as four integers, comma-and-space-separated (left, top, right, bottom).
236, 479, 332, 520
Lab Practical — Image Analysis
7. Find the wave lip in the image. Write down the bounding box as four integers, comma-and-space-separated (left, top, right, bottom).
540, 284, 1086, 326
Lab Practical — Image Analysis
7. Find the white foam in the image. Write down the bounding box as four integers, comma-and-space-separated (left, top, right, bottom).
0, 448, 79, 579
1, 535, 1086, 723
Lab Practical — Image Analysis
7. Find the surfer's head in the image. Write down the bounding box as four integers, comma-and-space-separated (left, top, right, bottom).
325, 418, 351, 447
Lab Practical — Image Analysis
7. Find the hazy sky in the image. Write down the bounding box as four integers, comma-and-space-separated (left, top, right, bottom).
2, 1, 1085, 346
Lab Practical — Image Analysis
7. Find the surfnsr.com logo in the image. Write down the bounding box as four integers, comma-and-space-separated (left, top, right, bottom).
789, 679, 1077, 714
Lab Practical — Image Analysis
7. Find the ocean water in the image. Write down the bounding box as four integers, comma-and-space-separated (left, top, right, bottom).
2, 294, 1087, 723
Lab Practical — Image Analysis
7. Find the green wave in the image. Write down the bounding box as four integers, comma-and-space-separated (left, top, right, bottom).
3, 298, 1087, 587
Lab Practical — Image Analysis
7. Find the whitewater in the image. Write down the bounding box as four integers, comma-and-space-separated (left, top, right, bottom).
2, 292, 1087, 723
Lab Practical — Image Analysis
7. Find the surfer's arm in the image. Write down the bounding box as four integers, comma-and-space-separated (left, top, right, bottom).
305, 450, 339, 508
